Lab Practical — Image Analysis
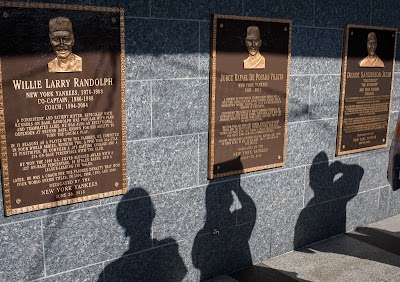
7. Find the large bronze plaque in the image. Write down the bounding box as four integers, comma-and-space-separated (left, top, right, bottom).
337, 25, 397, 156
0, 2, 126, 216
208, 15, 291, 179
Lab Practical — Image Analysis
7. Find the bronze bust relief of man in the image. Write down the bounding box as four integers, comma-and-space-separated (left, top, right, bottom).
48, 17, 82, 73
243, 26, 265, 69
358, 32, 384, 68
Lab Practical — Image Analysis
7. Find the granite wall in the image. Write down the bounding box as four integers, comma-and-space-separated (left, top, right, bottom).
2, 0, 400, 281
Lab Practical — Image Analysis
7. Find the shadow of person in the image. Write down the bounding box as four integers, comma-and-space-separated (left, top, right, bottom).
294, 151, 364, 250
98, 188, 187, 281
388, 111, 400, 191
192, 157, 257, 281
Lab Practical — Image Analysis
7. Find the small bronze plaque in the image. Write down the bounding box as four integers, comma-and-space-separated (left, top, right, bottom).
0, 2, 126, 216
208, 15, 291, 179
337, 25, 397, 156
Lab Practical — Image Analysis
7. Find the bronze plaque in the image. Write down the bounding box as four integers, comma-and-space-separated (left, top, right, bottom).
337, 25, 397, 156
208, 15, 291, 179
0, 2, 126, 216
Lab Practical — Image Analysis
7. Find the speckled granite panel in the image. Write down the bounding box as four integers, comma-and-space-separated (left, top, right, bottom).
269, 208, 300, 256
309, 75, 340, 120
288, 76, 310, 122
152, 79, 208, 137
331, 190, 380, 233
127, 135, 198, 194
240, 167, 305, 255
391, 73, 400, 111
0, 220, 44, 281
199, 133, 209, 185
151, 0, 241, 20
359, 151, 390, 192
371, 0, 400, 28
152, 186, 207, 243
377, 186, 390, 221
291, 27, 342, 75
243, 0, 313, 26
43, 198, 153, 275
286, 120, 337, 167
239, 173, 273, 224
315, 0, 370, 28
40, 264, 103, 282
200, 21, 211, 78
125, 18, 199, 80
59, 0, 149, 17
304, 155, 363, 205
126, 81, 151, 140
269, 167, 305, 211
248, 218, 271, 263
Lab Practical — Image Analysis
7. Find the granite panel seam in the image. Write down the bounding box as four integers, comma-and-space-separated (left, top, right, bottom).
0, 202, 103, 227
197, 134, 201, 185
312, 0, 316, 26
40, 218, 47, 277
377, 188, 381, 210
30, 262, 104, 282
288, 117, 336, 125
150, 81, 153, 138
369, 0, 373, 25
304, 186, 386, 209
386, 186, 391, 215
308, 75, 311, 120
126, 132, 205, 144
126, 77, 210, 82
100, 238, 188, 265
240, 166, 306, 180
198, 22, 201, 76
125, 15, 209, 23
293, 25, 342, 31
302, 166, 307, 208
291, 73, 341, 77
148, 0, 151, 17
144, 184, 208, 198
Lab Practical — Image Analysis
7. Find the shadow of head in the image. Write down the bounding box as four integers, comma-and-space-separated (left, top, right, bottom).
309, 151, 364, 199
116, 188, 155, 239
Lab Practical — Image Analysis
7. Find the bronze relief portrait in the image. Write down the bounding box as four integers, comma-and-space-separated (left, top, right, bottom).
48, 17, 82, 73
243, 26, 265, 69
358, 32, 384, 68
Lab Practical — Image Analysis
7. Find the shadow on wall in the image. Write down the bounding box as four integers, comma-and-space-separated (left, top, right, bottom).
192, 157, 257, 281
97, 188, 187, 282
294, 151, 364, 250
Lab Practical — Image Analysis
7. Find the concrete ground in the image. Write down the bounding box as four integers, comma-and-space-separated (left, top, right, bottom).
207, 214, 400, 282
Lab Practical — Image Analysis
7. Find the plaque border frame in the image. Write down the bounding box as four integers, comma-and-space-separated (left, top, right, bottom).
208, 14, 292, 179
336, 24, 397, 156
0, 1, 127, 216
